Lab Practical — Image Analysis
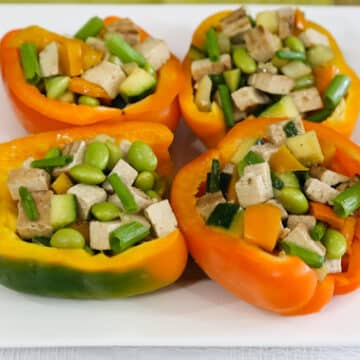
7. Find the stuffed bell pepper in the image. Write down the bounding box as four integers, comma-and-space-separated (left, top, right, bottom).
180, 7, 360, 147
0, 122, 187, 298
172, 116, 360, 315
0, 16, 184, 133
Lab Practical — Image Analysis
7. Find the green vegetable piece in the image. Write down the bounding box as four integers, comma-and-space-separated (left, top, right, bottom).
275, 49, 306, 61
205, 27, 220, 62
206, 159, 220, 193
232, 47, 257, 74
281, 241, 324, 268
306, 108, 333, 123
78, 95, 100, 107
44, 147, 62, 159
19, 42, 42, 85
91, 201, 121, 221
260, 96, 299, 118
50, 194, 77, 229
146, 190, 161, 201
69, 164, 106, 185
219, 172, 232, 198
19, 186, 39, 221
277, 187, 309, 214
271, 172, 284, 190
276, 172, 300, 188
105, 141, 122, 170
217, 32, 231, 54
284, 35, 305, 53
32, 236, 51, 247
84, 141, 110, 171
110, 221, 150, 253
127, 141, 158, 172
293, 74, 315, 91
108, 173, 138, 213
218, 84, 234, 128
154, 175, 169, 198
188, 44, 206, 60
324, 74, 351, 109
50, 228, 85, 249
45, 76, 70, 100
209, 73, 225, 86
31, 155, 73, 169
237, 151, 264, 176
135, 171, 155, 191
74, 16, 104, 41
310, 221, 327, 242
283, 120, 298, 137
223, 69, 241, 92
332, 181, 360, 218
307, 45, 334, 67
207, 203, 240, 229
108, 54, 122, 65
323, 229, 347, 259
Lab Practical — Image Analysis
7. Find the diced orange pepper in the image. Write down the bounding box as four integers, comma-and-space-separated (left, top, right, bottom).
69, 78, 112, 99
341, 217, 357, 255
313, 65, 339, 95
269, 145, 308, 173
310, 202, 345, 230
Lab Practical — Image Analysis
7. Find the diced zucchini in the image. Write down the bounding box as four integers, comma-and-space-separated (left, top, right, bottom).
216, 32, 231, 54
219, 172, 232, 198
260, 96, 299, 118
256, 11, 279, 33
50, 194, 77, 229
195, 75, 212, 112
206, 203, 240, 229
228, 210, 244, 237
230, 137, 258, 164
286, 130, 324, 166
307, 45, 334, 67
274, 172, 300, 188
188, 44, 206, 60
281, 61, 312, 79
223, 69, 241, 92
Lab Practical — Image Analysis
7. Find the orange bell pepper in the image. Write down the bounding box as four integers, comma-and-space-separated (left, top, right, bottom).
0, 17, 184, 133
179, 9, 360, 148
269, 145, 308, 173
171, 117, 360, 315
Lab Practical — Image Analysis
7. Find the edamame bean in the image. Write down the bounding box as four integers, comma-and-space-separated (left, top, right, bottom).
277, 187, 309, 214
105, 141, 122, 170
69, 164, 106, 185
84, 141, 110, 170
146, 190, 161, 201
50, 228, 85, 249
232, 47, 257, 74
284, 35, 305, 53
135, 171, 155, 191
59, 91, 75, 103
45, 76, 70, 99
323, 229, 347, 259
78, 95, 100, 107
127, 141, 158, 172
91, 201, 120, 221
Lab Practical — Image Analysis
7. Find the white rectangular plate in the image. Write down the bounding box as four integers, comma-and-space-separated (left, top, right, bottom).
0, 4, 359, 348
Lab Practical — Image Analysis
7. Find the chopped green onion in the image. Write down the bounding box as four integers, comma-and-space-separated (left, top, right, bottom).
19, 186, 39, 221
306, 108, 333, 123
324, 74, 351, 109
105, 33, 147, 67
32, 236, 51, 247
271, 172, 284, 190
108, 173, 138, 213
310, 221, 327, 242
332, 181, 360, 218
275, 50, 306, 61
293, 74, 315, 91
209, 73, 225, 86
281, 241, 324, 268
206, 159, 220, 193
283, 121, 298, 137
237, 151, 264, 176
19, 43, 42, 85
218, 84, 234, 128
219, 172, 232, 198
205, 27, 220, 62
207, 203, 240, 229
45, 147, 62, 159
31, 155, 73, 169
110, 221, 150, 253
74, 16, 104, 40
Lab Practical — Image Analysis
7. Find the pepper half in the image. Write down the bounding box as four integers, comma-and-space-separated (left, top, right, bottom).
179, 10, 360, 148
0, 122, 187, 298
171, 117, 360, 315
0, 16, 184, 133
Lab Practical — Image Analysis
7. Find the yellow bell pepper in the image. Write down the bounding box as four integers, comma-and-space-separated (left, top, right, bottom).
270, 145, 308, 173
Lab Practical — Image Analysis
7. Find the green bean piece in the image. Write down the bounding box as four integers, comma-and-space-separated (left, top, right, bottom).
323, 229, 347, 259
332, 181, 360, 218
135, 171, 155, 191
281, 241, 324, 268
206, 159, 220, 193
283, 121, 298, 137
78, 95, 100, 107
293, 74, 315, 90
277, 187, 309, 214
105, 33, 147, 67
32, 236, 51, 247
205, 27, 220, 62
45, 147, 62, 159
271, 172, 284, 190
275, 50, 306, 61
69, 164, 106, 185
19, 186, 39, 221
45, 76, 70, 100
84, 141, 110, 171
31, 155, 73, 169
306, 108, 333, 123
20, 42, 42, 85
127, 141, 158, 172
310, 221, 327, 242
284, 35, 305, 53
91, 202, 121, 221
110, 221, 150, 253
218, 84, 234, 128
324, 74, 351, 109
105, 141, 122, 170
232, 47, 257, 74
108, 173, 138, 213
74, 16, 104, 40
50, 228, 85, 249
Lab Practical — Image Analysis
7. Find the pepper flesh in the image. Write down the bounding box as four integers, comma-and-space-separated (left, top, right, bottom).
0, 122, 187, 298
179, 10, 360, 148
0, 17, 184, 133
171, 117, 360, 315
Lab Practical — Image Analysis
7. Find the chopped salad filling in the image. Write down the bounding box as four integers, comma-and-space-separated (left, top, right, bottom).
189, 7, 351, 127
197, 118, 360, 277
7, 136, 178, 255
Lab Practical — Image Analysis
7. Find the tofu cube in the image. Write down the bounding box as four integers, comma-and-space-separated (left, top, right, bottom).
196, 191, 226, 220
277, 7, 295, 39
310, 166, 350, 187
191, 54, 231, 81
325, 258, 342, 274
82, 61, 126, 99
291, 87, 323, 113
305, 178, 339, 205
103, 159, 138, 191
16, 191, 53, 239
298, 28, 329, 48
144, 200, 178, 238
250, 143, 278, 162
220, 7, 251, 38
7, 168, 50, 200
231, 87, 270, 112
248, 73, 295, 95
287, 215, 316, 231
39, 42, 60, 77
266, 199, 288, 219
108, 187, 153, 213
119, 139, 132, 158
135, 37, 170, 71
89, 221, 122, 250
86, 37, 108, 54
67, 184, 106, 220
266, 118, 304, 146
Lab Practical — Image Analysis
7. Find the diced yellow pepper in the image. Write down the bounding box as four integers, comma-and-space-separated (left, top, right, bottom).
51, 173, 73, 194
269, 145, 308, 173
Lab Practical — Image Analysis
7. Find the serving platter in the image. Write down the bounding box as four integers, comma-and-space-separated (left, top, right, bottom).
0, 4, 359, 348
